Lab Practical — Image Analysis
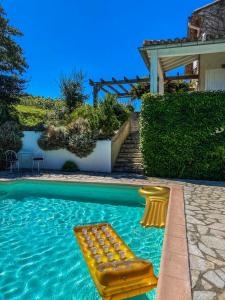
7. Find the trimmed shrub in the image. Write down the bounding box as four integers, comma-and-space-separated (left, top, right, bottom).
98, 94, 120, 138
62, 161, 79, 172
38, 126, 68, 150
140, 92, 225, 181
70, 105, 99, 131
67, 118, 98, 158
0, 121, 23, 152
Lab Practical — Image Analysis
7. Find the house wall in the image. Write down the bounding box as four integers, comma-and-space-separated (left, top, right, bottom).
199, 52, 225, 90
189, 0, 225, 41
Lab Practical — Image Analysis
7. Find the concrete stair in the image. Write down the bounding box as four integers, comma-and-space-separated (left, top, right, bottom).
113, 113, 144, 174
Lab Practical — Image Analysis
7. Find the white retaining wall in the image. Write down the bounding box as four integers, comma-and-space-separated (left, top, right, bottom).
19, 131, 112, 172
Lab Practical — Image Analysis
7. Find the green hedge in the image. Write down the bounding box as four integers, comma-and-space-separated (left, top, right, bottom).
140, 92, 225, 181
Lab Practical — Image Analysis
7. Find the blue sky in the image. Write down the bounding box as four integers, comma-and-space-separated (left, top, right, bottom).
2, 0, 210, 101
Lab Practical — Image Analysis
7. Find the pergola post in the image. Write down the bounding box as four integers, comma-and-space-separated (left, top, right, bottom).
150, 50, 159, 94
93, 85, 100, 107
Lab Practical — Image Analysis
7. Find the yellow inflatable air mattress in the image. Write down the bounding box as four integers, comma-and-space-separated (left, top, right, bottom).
74, 223, 157, 300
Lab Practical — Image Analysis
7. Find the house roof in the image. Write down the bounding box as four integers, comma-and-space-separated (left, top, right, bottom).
143, 38, 191, 47
193, 0, 221, 13
139, 38, 225, 71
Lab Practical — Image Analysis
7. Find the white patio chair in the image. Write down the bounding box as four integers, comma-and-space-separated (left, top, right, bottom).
5, 150, 20, 173
32, 152, 45, 173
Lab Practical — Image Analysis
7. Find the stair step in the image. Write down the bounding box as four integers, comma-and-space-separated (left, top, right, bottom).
113, 112, 144, 174
118, 153, 142, 158
114, 163, 143, 168
116, 156, 142, 161
120, 148, 141, 152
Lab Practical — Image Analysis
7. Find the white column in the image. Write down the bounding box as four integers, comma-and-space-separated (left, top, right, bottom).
158, 60, 164, 94
150, 50, 158, 94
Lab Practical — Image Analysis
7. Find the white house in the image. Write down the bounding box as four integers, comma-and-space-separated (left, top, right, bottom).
139, 0, 225, 94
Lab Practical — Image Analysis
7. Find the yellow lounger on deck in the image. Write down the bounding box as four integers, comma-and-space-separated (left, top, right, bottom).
74, 223, 157, 300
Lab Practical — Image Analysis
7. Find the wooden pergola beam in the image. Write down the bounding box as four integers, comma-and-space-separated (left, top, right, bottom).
107, 84, 122, 95
124, 76, 135, 88
89, 77, 149, 86
165, 74, 198, 81
100, 86, 111, 93
112, 77, 129, 93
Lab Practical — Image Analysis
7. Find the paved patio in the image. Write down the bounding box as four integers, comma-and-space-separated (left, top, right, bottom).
1, 171, 225, 300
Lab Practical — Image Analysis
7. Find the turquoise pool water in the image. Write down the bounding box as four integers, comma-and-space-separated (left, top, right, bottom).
0, 180, 165, 300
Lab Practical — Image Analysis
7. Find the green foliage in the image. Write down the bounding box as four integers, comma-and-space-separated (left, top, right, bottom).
62, 161, 79, 172
0, 121, 23, 152
67, 118, 97, 158
38, 94, 130, 157
0, 5, 27, 122
140, 92, 225, 180
126, 104, 135, 112
19, 95, 65, 110
38, 126, 68, 151
130, 80, 192, 100
98, 94, 129, 138
130, 82, 150, 100
164, 80, 191, 94
112, 101, 130, 126
16, 105, 47, 130
60, 71, 88, 112
70, 104, 100, 131
15, 96, 67, 129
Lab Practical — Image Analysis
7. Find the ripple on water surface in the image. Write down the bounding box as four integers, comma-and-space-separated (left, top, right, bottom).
0, 182, 164, 300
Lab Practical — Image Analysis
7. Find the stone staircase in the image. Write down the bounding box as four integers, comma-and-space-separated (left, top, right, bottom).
113, 113, 144, 174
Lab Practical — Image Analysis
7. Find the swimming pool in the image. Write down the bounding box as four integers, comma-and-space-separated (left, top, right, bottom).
0, 180, 165, 300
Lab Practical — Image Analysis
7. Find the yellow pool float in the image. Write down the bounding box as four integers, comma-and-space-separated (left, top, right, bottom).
74, 223, 157, 300
139, 186, 170, 228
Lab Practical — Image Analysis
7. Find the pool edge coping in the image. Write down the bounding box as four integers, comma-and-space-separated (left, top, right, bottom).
156, 185, 192, 300
0, 176, 192, 299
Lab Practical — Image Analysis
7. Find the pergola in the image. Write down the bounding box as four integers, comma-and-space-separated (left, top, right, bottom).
89, 74, 198, 106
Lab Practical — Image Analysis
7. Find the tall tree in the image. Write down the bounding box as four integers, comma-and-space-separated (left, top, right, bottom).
60, 71, 88, 112
0, 5, 27, 123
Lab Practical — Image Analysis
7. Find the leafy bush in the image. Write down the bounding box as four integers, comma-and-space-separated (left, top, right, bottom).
37, 95, 131, 157
140, 92, 225, 181
0, 121, 23, 152
112, 101, 130, 126
70, 105, 100, 131
98, 94, 125, 138
67, 118, 98, 158
38, 126, 68, 150
62, 161, 79, 172
164, 80, 191, 94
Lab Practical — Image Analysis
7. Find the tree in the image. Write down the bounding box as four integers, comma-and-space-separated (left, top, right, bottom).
60, 71, 88, 112
0, 5, 27, 123
98, 94, 120, 138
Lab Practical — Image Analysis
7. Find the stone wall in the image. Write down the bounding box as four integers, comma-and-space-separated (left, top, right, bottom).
189, 0, 225, 41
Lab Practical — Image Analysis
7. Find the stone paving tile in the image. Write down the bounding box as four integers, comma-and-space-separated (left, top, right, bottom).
1, 171, 225, 299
